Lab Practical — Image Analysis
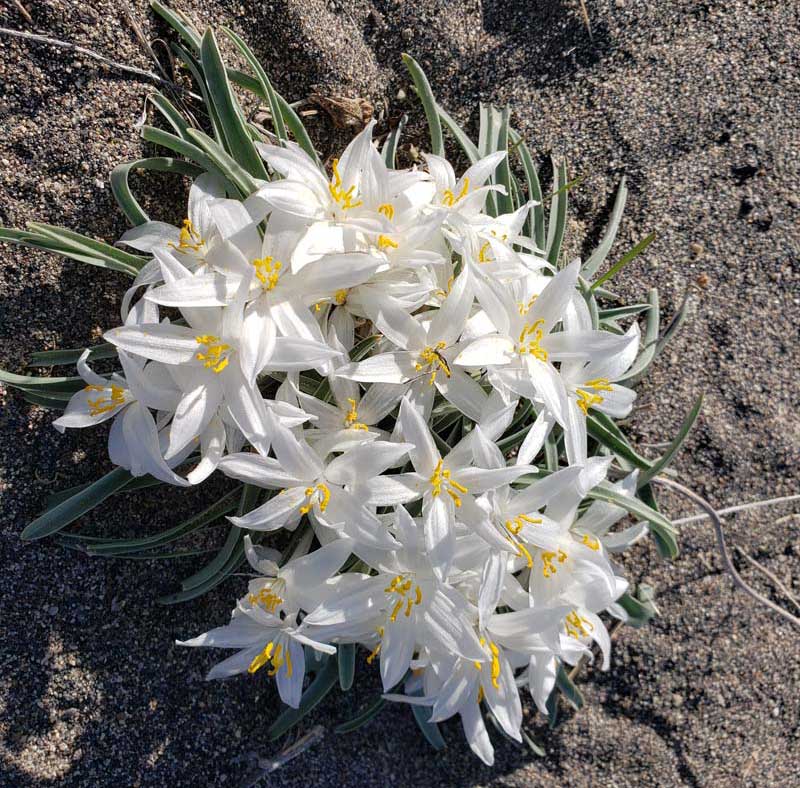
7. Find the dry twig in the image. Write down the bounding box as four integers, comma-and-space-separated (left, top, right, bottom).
12, 0, 33, 25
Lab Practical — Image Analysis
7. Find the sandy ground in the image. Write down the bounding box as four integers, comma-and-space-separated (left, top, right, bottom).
1, 0, 799, 786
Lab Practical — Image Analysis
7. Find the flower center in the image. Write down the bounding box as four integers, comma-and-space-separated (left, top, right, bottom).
195, 335, 231, 373
415, 341, 451, 386
248, 641, 292, 677
429, 458, 468, 507
252, 255, 282, 291
378, 203, 394, 220
334, 288, 349, 306
517, 295, 537, 315
328, 158, 363, 211
85, 383, 126, 416
564, 610, 594, 639
541, 548, 568, 578
343, 398, 369, 431
299, 483, 331, 515
169, 218, 204, 253
516, 319, 548, 361
442, 177, 470, 207
247, 579, 285, 613
383, 575, 423, 622
575, 378, 613, 415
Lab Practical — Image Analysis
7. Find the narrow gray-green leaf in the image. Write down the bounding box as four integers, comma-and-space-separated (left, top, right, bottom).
592, 232, 656, 289
582, 177, 628, 279
402, 53, 444, 156
639, 395, 703, 486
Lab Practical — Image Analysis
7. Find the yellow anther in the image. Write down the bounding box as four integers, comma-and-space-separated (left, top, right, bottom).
504, 513, 542, 535
378, 203, 395, 220
298, 483, 331, 515
415, 341, 451, 386
581, 534, 600, 551
541, 548, 568, 578
488, 641, 501, 688
366, 627, 384, 665
343, 397, 369, 430
252, 255, 282, 291
442, 177, 470, 207
517, 295, 538, 315
86, 383, 126, 416
169, 218, 204, 253
478, 241, 492, 263
328, 158, 363, 210
247, 581, 285, 613
477, 684, 485, 704
565, 610, 594, 639
516, 541, 534, 569
248, 641, 275, 674
195, 335, 231, 374
267, 643, 284, 676
384, 575, 422, 623
334, 288, 348, 306
429, 459, 468, 507
575, 378, 613, 415
517, 319, 548, 361
377, 234, 399, 250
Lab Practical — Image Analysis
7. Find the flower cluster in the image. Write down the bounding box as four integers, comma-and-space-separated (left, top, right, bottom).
56, 121, 648, 763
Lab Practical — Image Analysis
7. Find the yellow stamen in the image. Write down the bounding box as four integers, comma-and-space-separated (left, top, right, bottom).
478, 241, 492, 263
429, 458, 469, 507
267, 644, 284, 676
298, 483, 331, 515
517, 295, 537, 315
168, 218, 204, 253
328, 158, 363, 210
384, 575, 423, 623
575, 378, 613, 415
415, 341, 451, 386
252, 255, 282, 291
489, 641, 501, 689
477, 684, 484, 704
378, 203, 394, 220
343, 397, 369, 430
247, 581, 285, 613
334, 288, 348, 306
565, 610, 594, 639
377, 234, 399, 250
86, 383, 126, 416
366, 627, 384, 664
504, 513, 542, 535
541, 548, 568, 578
581, 534, 600, 551
248, 641, 274, 674
442, 177, 470, 207
517, 319, 548, 361
195, 335, 231, 374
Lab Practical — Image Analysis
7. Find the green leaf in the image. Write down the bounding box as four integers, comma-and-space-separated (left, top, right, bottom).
588, 481, 678, 559
555, 664, 584, 710
546, 158, 568, 267
172, 42, 226, 145
598, 303, 653, 321
586, 414, 653, 471
22, 466, 132, 541
200, 29, 268, 180
382, 114, 408, 169
617, 288, 660, 383
111, 157, 202, 226
616, 589, 658, 628
582, 177, 628, 279
29, 343, 117, 367
337, 643, 356, 691
655, 290, 691, 358
402, 53, 444, 157
437, 103, 478, 163
220, 26, 286, 143
494, 106, 514, 215
185, 128, 260, 196
411, 703, 446, 750
0, 368, 84, 392
334, 695, 386, 734
639, 395, 703, 486
509, 129, 545, 250
591, 231, 656, 289
268, 657, 339, 740
150, 0, 202, 50
147, 91, 192, 139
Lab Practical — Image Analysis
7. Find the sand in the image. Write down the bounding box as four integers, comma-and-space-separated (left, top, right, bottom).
1, 0, 799, 785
